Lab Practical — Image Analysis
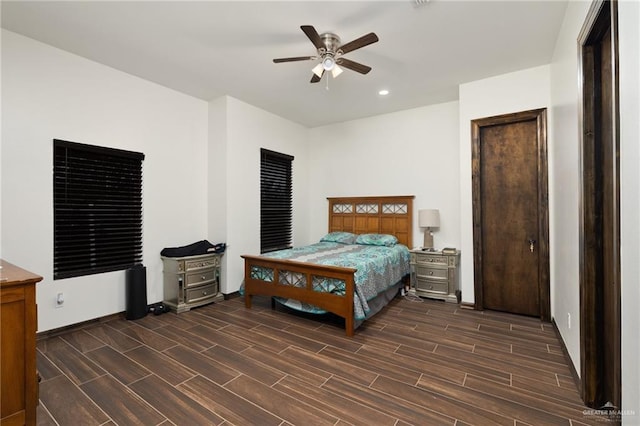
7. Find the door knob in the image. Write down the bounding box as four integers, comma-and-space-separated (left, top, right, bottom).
528, 239, 536, 253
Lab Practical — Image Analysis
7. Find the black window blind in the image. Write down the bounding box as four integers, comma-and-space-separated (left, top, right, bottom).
53, 139, 144, 279
260, 148, 293, 253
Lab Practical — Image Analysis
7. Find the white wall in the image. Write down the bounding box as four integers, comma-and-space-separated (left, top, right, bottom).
219, 96, 309, 294
308, 101, 460, 251
207, 96, 228, 290
458, 65, 551, 306
0, 27, 3, 260
618, 0, 640, 420
1, 30, 209, 332
549, 1, 640, 419
547, 4, 640, 419
548, 0, 591, 378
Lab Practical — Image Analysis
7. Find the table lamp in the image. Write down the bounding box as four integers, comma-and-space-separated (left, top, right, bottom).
418, 209, 440, 250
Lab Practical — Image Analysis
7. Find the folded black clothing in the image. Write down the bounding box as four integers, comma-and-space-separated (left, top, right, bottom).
161, 240, 218, 257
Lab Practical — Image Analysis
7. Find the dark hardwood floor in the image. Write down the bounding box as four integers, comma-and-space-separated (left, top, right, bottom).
36, 294, 605, 425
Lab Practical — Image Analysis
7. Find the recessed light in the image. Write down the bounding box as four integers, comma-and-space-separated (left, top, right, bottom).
378, 89, 389, 96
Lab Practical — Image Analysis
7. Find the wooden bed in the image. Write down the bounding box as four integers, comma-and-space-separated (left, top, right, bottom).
242, 195, 414, 336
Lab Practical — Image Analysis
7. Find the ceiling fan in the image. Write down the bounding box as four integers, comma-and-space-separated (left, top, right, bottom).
273, 25, 379, 83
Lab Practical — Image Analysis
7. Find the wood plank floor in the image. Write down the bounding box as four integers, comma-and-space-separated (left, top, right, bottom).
36, 295, 606, 426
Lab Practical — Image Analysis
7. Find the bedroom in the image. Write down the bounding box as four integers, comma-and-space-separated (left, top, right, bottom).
1, 0, 638, 424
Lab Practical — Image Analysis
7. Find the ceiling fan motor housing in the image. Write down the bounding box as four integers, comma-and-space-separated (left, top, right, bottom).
319, 33, 341, 69
319, 33, 341, 54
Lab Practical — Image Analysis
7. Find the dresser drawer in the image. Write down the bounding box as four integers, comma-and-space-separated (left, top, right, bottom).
185, 283, 218, 304
415, 279, 448, 294
185, 269, 216, 287
415, 266, 448, 280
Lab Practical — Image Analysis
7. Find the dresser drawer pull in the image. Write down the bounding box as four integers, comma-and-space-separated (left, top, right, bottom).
202, 275, 207, 280
428, 271, 434, 275
202, 291, 208, 296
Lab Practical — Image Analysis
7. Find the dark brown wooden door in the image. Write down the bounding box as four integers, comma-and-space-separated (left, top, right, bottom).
481, 120, 539, 315
472, 109, 550, 320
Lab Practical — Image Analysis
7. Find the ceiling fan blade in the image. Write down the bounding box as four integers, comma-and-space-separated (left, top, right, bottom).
311, 71, 324, 83
273, 56, 316, 63
336, 58, 372, 74
301, 25, 324, 50
338, 32, 379, 55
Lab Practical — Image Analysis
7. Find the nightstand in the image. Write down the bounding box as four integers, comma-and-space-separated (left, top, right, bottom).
409, 249, 461, 303
161, 253, 224, 313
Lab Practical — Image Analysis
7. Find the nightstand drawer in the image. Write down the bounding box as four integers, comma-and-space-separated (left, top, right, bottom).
185, 256, 219, 271
415, 266, 448, 280
186, 269, 216, 287
186, 283, 218, 304
415, 279, 448, 294
411, 253, 447, 266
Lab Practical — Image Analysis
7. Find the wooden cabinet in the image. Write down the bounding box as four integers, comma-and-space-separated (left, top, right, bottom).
1, 260, 42, 426
409, 250, 460, 303
161, 253, 223, 313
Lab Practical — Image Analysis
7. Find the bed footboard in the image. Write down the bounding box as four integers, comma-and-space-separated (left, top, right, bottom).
241, 255, 357, 336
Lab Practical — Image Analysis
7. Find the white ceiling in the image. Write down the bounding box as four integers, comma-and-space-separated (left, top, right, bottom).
1, 0, 568, 128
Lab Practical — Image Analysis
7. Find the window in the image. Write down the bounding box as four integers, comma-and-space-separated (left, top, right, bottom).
53, 139, 144, 279
260, 148, 293, 253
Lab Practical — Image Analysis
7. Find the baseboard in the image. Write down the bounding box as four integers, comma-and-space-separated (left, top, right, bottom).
223, 291, 241, 300
36, 311, 124, 341
37, 294, 241, 340
551, 317, 581, 395
459, 301, 476, 310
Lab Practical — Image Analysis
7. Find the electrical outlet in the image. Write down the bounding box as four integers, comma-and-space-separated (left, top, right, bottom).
55, 292, 64, 308
567, 312, 571, 329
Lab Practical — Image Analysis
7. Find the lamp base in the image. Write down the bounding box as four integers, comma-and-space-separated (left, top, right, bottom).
423, 230, 434, 250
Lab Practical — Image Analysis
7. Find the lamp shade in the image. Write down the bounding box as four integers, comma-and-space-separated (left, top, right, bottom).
312, 63, 324, 78
418, 209, 440, 228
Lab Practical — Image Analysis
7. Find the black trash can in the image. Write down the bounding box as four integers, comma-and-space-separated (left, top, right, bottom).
125, 265, 148, 320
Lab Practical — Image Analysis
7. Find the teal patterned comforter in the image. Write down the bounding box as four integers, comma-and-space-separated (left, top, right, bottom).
259, 242, 410, 320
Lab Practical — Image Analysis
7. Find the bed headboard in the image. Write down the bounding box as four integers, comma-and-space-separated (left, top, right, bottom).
327, 195, 414, 248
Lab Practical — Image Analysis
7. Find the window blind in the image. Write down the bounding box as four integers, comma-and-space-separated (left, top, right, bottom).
260, 148, 294, 253
53, 139, 144, 279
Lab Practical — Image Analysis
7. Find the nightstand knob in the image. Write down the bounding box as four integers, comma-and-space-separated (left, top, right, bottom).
201, 275, 206, 280
429, 258, 433, 262
203, 291, 208, 295
428, 271, 434, 275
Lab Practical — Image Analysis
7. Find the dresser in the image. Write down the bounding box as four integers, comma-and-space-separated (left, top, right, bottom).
1, 259, 42, 426
161, 253, 223, 313
409, 249, 461, 303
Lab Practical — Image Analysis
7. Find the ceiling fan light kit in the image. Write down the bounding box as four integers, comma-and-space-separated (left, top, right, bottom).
330, 65, 343, 78
321, 55, 336, 71
273, 25, 378, 84
312, 63, 324, 78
